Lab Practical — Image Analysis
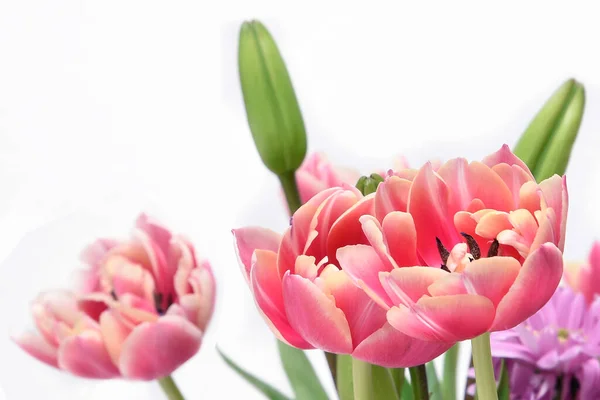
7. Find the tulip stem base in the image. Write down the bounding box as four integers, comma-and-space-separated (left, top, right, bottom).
278, 171, 302, 214
471, 333, 498, 400
409, 364, 430, 400
352, 358, 374, 400
158, 375, 185, 400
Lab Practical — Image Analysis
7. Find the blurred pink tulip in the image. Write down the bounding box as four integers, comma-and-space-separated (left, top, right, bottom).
337, 145, 567, 342
233, 187, 451, 367
295, 152, 415, 204
14, 214, 215, 380
565, 241, 600, 304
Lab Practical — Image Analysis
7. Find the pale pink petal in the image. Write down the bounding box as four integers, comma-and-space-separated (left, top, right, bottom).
251, 250, 311, 349
460, 257, 521, 306
358, 215, 396, 271
282, 273, 353, 353
374, 176, 412, 220
408, 163, 461, 267
387, 294, 495, 342
110, 260, 155, 303
352, 322, 452, 368
232, 227, 282, 281
99, 310, 133, 366
186, 267, 216, 331
382, 267, 449, 305
119, 316, 202, 380
508, 209, 538, 244
529, 208, 557, 254
336, 244, 394, 308
296, 170, 329, 204
518, 181, 542, 215
13, 333, 59, 368
78, 292, 113, 321
481, 144, 534, 179
318, 267, 388, 346
491, 243, 563, 331
58, 330, 120, 378
492, 164, 534, 206
475, 211, 512, 239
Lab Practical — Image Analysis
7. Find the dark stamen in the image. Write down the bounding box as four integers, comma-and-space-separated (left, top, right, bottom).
110, 289, 118, 301
487, 239, 500, 258
289, 216, 293, 226
436, 237, 450, 264
153, 292, 163, 313
569, 376, 580, 399
440, 264, 450, 272
460, 233, 481, 260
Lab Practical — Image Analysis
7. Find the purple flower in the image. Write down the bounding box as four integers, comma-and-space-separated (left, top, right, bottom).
469, 286, 600, 399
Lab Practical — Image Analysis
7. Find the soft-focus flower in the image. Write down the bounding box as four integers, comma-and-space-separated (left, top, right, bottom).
233, 187, 451, 367
295, 152, 415, 204
14, 214, 215, 380
564, 240, 600, 304
467, 286, 600, 399
336, 145, 567, 342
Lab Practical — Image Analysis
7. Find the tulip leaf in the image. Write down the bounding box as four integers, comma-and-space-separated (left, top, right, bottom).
497, 360, 510, 400
277, 341, 330, 400
238, 20, 307, 176
402, 379, 415, 400
336, 355, 354, 400
442, 344, 459, 400
217, 347, 291, 400
426, 362, 441, 399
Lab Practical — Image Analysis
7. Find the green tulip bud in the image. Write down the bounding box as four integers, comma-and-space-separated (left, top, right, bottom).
514, 79, 585, 181
238, 20, 307, 176
356, 173, 384, 196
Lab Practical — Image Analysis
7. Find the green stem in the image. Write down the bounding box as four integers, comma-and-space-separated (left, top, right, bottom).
158, 375, 185, 400
409, 364, 430, 400
352, 358, 374, 400
443, 343, 459, 400
471, 333, 498, 400
278, 170, 302, 214
325, 352, 338, 387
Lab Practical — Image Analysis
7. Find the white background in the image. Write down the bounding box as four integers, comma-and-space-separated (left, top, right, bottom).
1, 1, 600, 399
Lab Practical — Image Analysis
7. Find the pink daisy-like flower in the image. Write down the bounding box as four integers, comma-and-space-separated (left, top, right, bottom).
470, 286, 600, 399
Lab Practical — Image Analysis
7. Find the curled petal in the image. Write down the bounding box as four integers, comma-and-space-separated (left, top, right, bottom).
482, 144, 534, 179
387, 294, 495, 342
119, 315, 202, 380
491, 243, 563, 331
380, 212, 420, 267
374, 176, 412, 219
13, 333, 59, 368
352, 322, 452, 368
282, 273, 353, 354
99, 310, 133, 366
232, 227, 281, 281
327, 195, 374, 265
382, 267, 448, 305
538, 175, 568, 251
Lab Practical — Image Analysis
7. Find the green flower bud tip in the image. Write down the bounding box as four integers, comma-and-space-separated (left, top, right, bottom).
238, 20, 307, 176
356, 173, 384, 196
514, 79, 585, 181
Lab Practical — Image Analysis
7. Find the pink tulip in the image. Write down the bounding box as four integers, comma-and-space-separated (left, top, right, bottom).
337, 145, 567, 342
295, 152, 362, 204
233, 187, 451, 367
14, 214, 215, 380
564, 241, 600, 304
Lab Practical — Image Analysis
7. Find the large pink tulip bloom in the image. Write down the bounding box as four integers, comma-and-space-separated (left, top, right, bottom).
337, 145, 567, 342
14, 214, 216, 380
233, 187, 451, 367
565, 240, 600, 304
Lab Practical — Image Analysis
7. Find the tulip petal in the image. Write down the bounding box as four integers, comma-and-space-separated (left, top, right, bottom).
251, 250, 311, 349
381, 212, 420, 267
318, 266, 387, 346
382, 267, 449, 305
99, 310, 133, 366
327, 194, 375, 265
282, 273, 353, 354
58, 330, 120, 378
538, 175, 568, 251
408, 163, 461, 267
119, 315, 202, 380
336, 244, 393, 308
491, 243, 563, 331
232, 227, 281, 281
387, 294, 495, 341
353, 322, 452, 368
458, 257, 520, 307
13, 333, 59, 368
482, 144, 534, 179
374, 176, 412, 219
